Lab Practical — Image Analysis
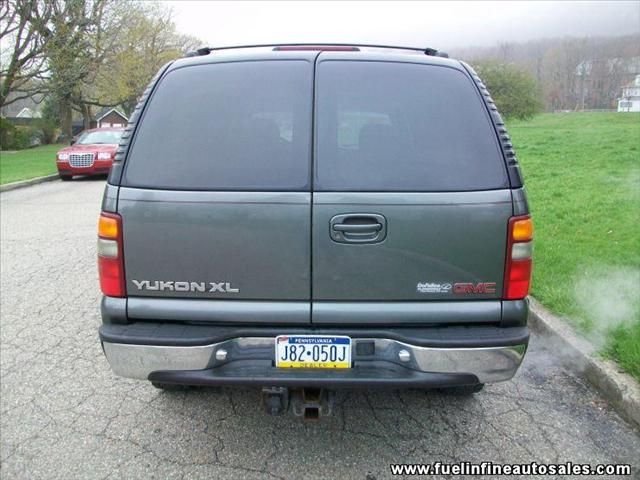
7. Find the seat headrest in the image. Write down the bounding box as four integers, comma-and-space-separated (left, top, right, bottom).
359, 124, 398, 154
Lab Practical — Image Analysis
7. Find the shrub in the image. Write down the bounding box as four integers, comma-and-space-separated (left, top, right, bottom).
472, 61, 544, 120
0, 119, 41, 150
36, 117, 58, 144
39, 97, 61, 144
13, 127, 33, 149
0, 117, 17, 150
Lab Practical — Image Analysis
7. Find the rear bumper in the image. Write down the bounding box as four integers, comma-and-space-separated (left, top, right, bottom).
100, 323, 528, 387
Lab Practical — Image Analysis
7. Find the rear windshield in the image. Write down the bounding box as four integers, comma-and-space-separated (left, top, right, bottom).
123, 61, 312, 190
315, 61, 508, 191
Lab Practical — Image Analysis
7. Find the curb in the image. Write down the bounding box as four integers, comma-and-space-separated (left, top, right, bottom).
0, 174, 59, 192
529, 297, 640, 431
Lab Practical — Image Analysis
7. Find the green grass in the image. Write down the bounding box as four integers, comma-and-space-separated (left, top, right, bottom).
508, 112, 640, 380
0, 144, 63, 185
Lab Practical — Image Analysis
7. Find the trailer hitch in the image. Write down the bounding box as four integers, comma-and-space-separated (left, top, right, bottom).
290, 388, 335, 420
262, 387, 336, 418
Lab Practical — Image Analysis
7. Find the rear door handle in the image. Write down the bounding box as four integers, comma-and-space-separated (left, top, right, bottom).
330, 214, 387, 244
333, 223, 382, 233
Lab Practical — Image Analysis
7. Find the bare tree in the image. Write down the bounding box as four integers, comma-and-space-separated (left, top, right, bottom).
92, 1, 200, 115
40, 0, 119, 136
455, 34, 640, 111
497, 41, 515, 63
39, 0, 198, 135
0, 0, 51, 109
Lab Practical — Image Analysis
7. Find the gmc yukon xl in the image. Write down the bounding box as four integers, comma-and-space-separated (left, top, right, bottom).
98, 44, 533, 418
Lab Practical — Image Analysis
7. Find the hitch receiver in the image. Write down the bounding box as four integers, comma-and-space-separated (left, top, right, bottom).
291, 388, 335, 420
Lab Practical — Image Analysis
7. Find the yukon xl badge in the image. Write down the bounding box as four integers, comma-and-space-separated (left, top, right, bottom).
132, 280, 239, 293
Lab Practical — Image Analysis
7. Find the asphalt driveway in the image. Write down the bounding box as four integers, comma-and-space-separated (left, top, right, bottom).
1, 180, 639, 479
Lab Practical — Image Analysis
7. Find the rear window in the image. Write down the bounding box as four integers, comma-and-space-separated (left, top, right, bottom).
315, 61, 508, 191
123, 61, 312, 190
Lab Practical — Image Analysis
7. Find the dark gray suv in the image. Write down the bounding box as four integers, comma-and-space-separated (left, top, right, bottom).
97, 44, 533, 417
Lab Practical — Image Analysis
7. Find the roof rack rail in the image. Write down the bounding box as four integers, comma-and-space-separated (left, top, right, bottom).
184, 43, 449, 58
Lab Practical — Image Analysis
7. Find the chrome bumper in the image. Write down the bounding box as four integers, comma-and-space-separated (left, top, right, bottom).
103, 337, 526, 384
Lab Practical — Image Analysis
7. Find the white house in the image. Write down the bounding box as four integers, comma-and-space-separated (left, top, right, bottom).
15, 107, 41, 118
618, 75, 640, 112
95, 108, 128, 128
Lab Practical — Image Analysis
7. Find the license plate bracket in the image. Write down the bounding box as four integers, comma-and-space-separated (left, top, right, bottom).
275, 335, 352, 369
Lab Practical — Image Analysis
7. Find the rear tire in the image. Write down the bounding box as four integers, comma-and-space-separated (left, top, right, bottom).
59, 174, 73, 181
439, 383, 485, 396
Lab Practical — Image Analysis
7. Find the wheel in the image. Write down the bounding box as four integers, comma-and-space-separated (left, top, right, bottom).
59, 174, 73, 181
439, 383, 485, 395
151, 382, 187, 391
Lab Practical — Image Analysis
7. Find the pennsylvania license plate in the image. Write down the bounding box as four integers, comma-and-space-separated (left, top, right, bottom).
275, 335, 352, 369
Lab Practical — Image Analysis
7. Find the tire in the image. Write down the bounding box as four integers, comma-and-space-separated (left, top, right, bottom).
439, 383, 485, 396
59, 174, 73, 181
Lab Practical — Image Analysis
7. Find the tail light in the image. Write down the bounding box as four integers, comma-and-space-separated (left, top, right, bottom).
98, 212, 125, 297
503, 215, 533, 300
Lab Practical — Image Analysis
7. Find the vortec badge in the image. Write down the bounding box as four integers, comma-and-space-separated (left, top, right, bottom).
131, 280, 239, 293
416, 282, 452, 294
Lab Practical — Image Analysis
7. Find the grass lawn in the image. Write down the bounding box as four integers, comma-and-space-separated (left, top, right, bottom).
0, 144, 63, 185
508, 112, 640, 380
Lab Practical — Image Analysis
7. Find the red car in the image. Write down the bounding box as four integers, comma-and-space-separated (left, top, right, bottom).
56, 127, 124, 180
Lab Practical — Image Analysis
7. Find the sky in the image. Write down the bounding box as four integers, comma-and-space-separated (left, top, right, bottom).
164, 1, 640, 51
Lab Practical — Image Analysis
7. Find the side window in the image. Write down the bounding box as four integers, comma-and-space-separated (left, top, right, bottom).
123, 61, 312, 191
315, 61, 508, 192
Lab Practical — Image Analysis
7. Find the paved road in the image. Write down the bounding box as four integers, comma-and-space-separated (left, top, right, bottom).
1, 180, 639, 480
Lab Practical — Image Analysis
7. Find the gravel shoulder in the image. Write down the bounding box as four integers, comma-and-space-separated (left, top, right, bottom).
1, 180, 639, 479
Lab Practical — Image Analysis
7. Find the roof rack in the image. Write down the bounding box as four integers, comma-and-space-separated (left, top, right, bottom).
184, 43, 449, 58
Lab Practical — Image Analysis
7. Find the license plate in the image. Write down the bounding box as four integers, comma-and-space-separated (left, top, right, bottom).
275, 335, 352, 369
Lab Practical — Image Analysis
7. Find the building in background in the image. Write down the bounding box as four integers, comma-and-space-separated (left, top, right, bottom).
15, 107, 41, 118
95, 108, 128, 128
618, 75, 640, 112
71, 108, 129, 135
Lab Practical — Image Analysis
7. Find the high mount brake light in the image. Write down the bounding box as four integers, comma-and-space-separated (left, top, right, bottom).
98, 212, 125, 297
273, 46, 360, 51
503, 215, 533, 300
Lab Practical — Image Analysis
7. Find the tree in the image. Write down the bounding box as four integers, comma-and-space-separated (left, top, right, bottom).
39, 1, 200, 135
456, 35, 640, 111
93, 2, 200, 115
473, 61, 543, 120
39, 0, 122, 136
0, 0, 51, 109
2, 0, 202, 139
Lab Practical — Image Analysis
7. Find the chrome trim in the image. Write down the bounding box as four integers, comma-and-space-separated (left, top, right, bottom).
69, 152, 95, 167
102, 337, 527, 383
103, 343, 216, 379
